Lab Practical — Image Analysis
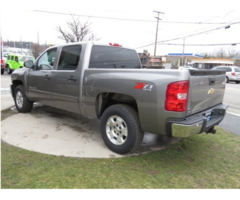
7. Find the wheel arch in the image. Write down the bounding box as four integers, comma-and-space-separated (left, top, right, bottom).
11, 80, 23, 96
95, 92, 138, 119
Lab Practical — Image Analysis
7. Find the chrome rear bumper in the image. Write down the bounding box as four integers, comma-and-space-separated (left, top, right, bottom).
167, 104, 228, 138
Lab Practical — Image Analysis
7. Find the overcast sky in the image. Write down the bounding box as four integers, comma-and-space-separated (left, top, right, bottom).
1, 0, 240, 56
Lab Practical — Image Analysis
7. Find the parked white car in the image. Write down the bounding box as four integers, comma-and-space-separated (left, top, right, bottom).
211, 66, 240, 84
178, 65, 197, 70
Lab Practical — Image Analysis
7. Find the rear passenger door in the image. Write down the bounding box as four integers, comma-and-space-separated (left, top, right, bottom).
51, 45, 82, 113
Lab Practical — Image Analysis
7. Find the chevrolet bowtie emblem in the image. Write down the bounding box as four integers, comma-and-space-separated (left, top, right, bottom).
208, 88, 215, 95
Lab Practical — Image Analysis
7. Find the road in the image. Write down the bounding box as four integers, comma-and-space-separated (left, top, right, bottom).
1, 72, 240, 135
223, 82, 240, 116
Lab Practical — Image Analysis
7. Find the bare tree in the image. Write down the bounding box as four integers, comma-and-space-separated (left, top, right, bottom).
227, 46, 239, 58
56, 15, 99, 43
31, 43, 45, 59
214, 47, 227, 58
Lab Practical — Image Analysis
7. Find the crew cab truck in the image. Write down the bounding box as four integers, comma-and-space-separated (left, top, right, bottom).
10, 42, 228, 154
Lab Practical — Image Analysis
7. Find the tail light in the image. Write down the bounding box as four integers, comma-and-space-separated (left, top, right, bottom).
0, 59, 3, 64
231, 72, 235, 76
165, 81, 189, 112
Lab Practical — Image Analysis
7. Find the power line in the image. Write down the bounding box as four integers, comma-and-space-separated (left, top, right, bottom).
136, 20, 240, 49
33, 10, 239, 25
159, 42, 240, 46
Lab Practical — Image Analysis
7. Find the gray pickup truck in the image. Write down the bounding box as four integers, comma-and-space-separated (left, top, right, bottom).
10, 42, 228, 154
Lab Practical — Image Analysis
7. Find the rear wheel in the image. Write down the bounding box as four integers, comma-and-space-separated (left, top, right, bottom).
7, 66, 12, 74
100, 104, 144, 154
1, 68, 4, 75
236, 81, 240, 84
14, 85, 33, 113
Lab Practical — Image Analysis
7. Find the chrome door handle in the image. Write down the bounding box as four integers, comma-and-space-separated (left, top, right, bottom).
68, 77, 77, 82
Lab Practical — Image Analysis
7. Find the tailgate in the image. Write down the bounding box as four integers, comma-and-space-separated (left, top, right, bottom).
187, 70, 226, 115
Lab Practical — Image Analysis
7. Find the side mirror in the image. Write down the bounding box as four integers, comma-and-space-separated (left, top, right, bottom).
24, 60, 34, 68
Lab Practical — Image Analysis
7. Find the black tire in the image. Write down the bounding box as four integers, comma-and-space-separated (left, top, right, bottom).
1, 68, 4, 75
236, 81, 240, 84
100, 104, 144, 154
226, 76, 229, 83
14, 85, 33, 113
7, 66, 12, 74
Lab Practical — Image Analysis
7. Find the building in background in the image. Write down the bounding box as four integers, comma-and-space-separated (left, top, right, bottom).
167, 53, 203, 68
233, 57, 240, 67
188, 58, 234, 69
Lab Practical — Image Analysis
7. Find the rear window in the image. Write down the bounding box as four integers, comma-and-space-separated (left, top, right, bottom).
216, 67, 231, 72
225, 67, 232, 72
89, 46, 141, 69
234, 67, 240, 72
20, 56, 34, 62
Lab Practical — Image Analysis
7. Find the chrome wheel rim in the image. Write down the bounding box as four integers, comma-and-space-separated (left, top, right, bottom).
106, 115, 128, 145
16, 91, 23, 108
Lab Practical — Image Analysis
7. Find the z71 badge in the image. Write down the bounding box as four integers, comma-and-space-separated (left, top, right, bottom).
134, 83, 153, 91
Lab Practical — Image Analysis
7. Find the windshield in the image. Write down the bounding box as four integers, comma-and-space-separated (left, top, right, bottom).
20, 56, 34, 62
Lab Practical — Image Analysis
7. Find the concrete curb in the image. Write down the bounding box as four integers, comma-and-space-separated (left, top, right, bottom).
1, 101, 181, 158
1, 93, 14, 111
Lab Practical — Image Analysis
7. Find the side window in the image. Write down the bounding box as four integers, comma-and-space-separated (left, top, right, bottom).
7, 55, 10, 60
57, 45, 81, 70
11, 56, 14, 60
234, 68, 240, 72
36, 48, 57, 70
15, 56, 19, 62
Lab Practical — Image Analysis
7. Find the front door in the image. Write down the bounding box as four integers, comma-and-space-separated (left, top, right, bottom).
27, 48, 57, 106
51, 45, 82, 113
14, 56, 20, 69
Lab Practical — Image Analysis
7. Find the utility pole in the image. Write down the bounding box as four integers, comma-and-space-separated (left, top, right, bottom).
153, 10, 164, 57
37, 32, 39, 45
21, 35, 22, 54
182, 37, 185, 66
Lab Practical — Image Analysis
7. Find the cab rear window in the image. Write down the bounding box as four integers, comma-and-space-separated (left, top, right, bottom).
89, 46, 141, 69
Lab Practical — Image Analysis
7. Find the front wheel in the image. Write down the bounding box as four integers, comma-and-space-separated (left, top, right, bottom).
14, 85, 33, 113
100, 104, 144, 154
236, 81, 240, 84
